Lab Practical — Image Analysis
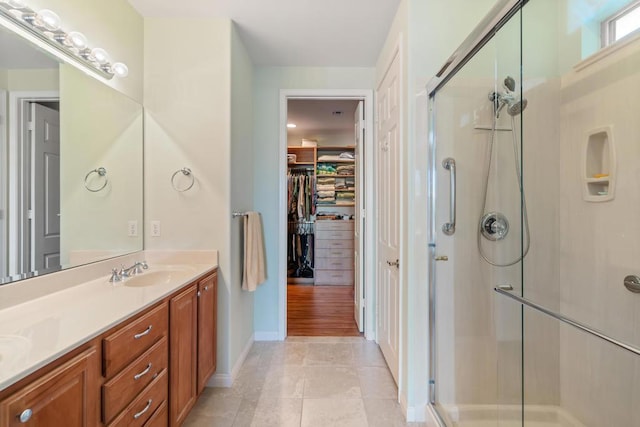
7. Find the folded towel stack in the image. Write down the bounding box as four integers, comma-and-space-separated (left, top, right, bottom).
337, 164, 355, 175
287, 154, 297, 164
317, 164, 337, 175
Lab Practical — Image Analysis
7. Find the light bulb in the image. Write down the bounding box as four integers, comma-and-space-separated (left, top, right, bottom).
91, 47, 110, 64
111, 62, 128, 78
7, 0, 26, 9
65, 31, 87, 49
35, 9, 61, 31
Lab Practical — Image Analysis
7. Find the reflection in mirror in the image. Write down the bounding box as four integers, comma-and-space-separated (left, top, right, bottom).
0, 25, 143, 285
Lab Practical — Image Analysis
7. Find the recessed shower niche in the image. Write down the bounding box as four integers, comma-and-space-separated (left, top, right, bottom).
583, 126, 615, 202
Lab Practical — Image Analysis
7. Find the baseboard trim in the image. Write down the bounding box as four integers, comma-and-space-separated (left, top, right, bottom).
254, 331, 280, 341
400, 393, 429, 423
207, 333, 254, 388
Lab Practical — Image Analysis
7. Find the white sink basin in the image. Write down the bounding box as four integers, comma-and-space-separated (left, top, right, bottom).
123, 266, 195, 288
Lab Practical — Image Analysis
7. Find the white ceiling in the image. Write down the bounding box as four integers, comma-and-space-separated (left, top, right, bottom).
287, 99, 358, 134
127, 0, 400, 66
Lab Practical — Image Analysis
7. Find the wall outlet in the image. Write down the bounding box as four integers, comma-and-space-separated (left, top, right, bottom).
151, 220, 161, 237
127, 220, 138, 237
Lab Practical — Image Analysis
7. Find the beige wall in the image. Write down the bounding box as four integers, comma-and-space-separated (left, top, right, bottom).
144, 17, 256, 378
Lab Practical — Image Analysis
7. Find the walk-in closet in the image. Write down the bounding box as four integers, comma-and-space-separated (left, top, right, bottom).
286, 99, 363, 336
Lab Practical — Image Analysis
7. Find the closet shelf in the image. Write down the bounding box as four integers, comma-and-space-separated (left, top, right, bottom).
317, 203, 356, 207
316, 174, 355, 178
288, 162, 315, 166
317, 159, 355, 163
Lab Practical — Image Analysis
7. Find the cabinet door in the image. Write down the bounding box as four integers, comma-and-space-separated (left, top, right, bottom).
169, 285, 198, 427
0, 348, 98, 427
197, 272, 217, 394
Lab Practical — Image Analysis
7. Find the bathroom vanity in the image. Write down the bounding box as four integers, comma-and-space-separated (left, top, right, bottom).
0, 257, 218, 427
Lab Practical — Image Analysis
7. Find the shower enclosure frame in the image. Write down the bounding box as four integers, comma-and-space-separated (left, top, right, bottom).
426, 0, 640, 425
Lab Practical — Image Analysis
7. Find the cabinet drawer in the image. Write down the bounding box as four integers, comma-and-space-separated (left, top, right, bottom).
316, 230, 353, 240
315, 257, 354, 270
103, 304, 168, 377
143, 400, 167, 427
102, 337, 168, 423
315, 248, 353, 259
315, 220, 354, 231
315, 269, 354, 285
108, 369, 167, 427
315, 239, 353, 249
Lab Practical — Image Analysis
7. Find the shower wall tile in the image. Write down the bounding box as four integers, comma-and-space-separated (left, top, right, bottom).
557, 32, 640, 427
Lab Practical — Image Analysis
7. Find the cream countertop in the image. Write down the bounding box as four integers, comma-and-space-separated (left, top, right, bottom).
0, 250, 218, 391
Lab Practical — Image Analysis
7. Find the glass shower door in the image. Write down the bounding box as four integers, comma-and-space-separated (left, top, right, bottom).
429, 5, 525, 426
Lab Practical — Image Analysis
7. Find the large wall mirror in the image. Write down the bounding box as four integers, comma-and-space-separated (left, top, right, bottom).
0, 24, 143, 284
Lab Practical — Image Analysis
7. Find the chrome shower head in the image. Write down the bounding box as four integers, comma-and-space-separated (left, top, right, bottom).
507, 98, 527, 116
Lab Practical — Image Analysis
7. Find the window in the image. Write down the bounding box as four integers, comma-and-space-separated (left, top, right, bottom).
602, 1, 640, 47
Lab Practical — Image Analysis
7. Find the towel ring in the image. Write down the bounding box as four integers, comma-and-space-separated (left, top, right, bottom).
171, 167, 195, 192
84, 167, 108, 192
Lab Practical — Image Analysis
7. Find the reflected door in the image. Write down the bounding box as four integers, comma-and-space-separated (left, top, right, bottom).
31, 102, 61, 271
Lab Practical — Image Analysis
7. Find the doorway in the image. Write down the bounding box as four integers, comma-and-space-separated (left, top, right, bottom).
278, 90, 375, 340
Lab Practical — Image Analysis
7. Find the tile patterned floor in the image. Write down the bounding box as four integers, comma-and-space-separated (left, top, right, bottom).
183, 337, 427, 427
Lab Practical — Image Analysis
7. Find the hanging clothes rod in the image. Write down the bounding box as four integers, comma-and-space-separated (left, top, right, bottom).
232, 212, 249, 218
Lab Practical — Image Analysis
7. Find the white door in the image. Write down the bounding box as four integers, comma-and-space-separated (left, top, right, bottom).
30, 102, 60, 271
354, 100, 365, 332
376, 52, 401, 383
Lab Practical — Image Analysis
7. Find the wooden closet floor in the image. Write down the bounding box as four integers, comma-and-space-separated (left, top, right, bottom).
287, 284, 361, 336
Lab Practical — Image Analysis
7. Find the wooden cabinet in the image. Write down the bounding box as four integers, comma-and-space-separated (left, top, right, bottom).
169, 271, 218, 426
197, 272, 217, 394
0, 267, 217, 427
169, 285, 198, 427
0, 348, 99, 427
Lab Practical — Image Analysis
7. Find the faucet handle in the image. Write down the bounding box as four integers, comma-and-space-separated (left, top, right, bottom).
140, 261, 148, 270
109, 268, 122, 283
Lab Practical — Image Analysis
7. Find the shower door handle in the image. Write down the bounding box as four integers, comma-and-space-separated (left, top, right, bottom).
442, 157, 456, 235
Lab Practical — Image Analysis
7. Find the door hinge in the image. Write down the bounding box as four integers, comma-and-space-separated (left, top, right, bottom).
27, 121, 34, 131
27, 209, 34, 220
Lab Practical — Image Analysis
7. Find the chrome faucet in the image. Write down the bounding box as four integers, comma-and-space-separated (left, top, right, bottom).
120, 261, 148, 278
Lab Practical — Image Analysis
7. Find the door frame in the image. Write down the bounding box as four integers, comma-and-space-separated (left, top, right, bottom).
0, 90, 6, 278
7, 90, 59, 276
278, 89, 376, 340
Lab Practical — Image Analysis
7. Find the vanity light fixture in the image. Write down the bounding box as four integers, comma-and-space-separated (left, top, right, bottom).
0, 0, 128, 79
287, 123, 297, 128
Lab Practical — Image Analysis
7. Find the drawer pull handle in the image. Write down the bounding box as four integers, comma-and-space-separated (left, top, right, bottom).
18, 409, 32, 423
133, 325, 153, 339
204, 285, 209, 291
133, 399, 153, 420
133, 363, 152, 380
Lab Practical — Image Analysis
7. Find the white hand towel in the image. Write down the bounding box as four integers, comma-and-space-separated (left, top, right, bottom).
242, 212, 267, 291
